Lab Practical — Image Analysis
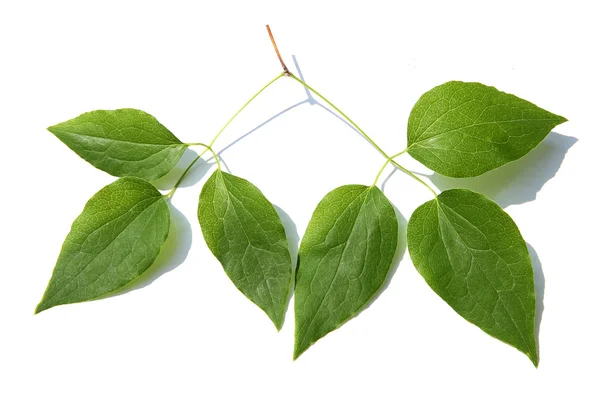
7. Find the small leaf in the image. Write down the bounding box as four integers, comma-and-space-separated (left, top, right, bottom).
407, 189, 537, 365
48, 109, 188, 180
36, 177, 170, 313
294, 185, 398, 359
407, 81, 567, 177
198, 170, 292, 330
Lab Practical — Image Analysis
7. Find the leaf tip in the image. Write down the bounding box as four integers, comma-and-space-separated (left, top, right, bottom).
292, 347, 302, 361
266, 306, 286, 332
34, 301, 50, 315
292, 336, 309, 361
46, 124, 59, 134
273, 319, 284, 332
528, 351, 539, 368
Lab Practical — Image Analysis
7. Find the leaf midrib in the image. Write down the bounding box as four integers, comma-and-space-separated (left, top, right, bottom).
411, 118, 561, 147
53, 128, 185, 147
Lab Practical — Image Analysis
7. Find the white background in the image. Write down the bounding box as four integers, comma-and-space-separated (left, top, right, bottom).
1, 1, 598, 398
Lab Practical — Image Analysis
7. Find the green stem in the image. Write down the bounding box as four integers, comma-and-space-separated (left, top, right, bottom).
208, 72, 285, 148
192, 143, 221, 170
390, 160, 437, 197
288, 72, 390, 159
372, 158, 391, 187
390, 148, 409, 159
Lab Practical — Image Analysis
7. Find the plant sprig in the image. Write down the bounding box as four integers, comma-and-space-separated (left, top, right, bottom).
36, 25, 567, 367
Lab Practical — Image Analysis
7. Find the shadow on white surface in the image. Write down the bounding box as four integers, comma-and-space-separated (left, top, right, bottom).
273, 204, 300, 324
381, 168, 398, 193
527, 243, 545, 363
216, 154, 232, 174
104, 204, 192, 298
273, 205, 300, 272
152, 149, 216, 191
291, 55, 371, 147
422, 132, 577, 207
211, 55, 386, 161
217, 100, 309, 156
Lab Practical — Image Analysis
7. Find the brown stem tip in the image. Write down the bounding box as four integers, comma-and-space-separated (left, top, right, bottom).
266, 25, 289, 74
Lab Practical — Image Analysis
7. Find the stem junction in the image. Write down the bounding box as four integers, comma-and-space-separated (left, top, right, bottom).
166, 26, 438, 200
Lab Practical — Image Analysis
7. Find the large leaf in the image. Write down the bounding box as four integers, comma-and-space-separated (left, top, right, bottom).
48, 108, 187, 180
198, 170, 292, 330
407, 81, 567, 177
294, 185, 398, 359
407, 189, 537, 365
36, 177, 170, 313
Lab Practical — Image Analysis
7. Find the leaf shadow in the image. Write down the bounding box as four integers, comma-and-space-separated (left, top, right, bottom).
291, 55, 371, 146
381, 168, 398, 193
421, 132, 577, 208
201, 54, 379, 168
152, 149, 206, 190
102, 203, 192, 298
527, 242, 545, 363
216, 100, 309, 157
273, 204, 300, 326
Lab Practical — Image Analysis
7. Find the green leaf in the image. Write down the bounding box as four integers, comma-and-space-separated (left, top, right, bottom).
197, 170, 293, 330
407, 81, 567, 177
48, 109, 188, 180
407, 189, 537, 365
294, 185, 398, 359
36, 177, 170, 314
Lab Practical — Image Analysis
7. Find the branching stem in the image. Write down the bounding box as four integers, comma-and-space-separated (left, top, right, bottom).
165, 73, 284, 198
287, 73, 435, 196
288, 73, 390, 160
372, 158, 392, 187
168, 29, 437, 199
